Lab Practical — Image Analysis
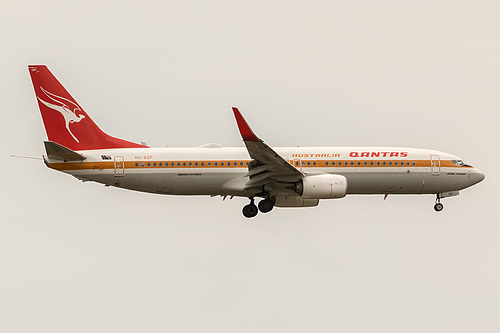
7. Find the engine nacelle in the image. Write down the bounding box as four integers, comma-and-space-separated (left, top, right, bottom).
297, 174, 348, 199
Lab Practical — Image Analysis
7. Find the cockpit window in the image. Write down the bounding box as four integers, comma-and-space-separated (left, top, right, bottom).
452, 160, 471, 167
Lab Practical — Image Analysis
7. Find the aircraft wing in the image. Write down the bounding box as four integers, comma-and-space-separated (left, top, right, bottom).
232, 107, 304, 189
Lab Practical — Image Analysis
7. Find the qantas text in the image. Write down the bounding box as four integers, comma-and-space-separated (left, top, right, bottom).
349, 152, 408, 158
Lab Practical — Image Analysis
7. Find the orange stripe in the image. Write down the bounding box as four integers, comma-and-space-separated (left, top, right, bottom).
49, 159, 470, 171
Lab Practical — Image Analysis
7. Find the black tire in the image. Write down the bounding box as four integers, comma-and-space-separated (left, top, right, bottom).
258, 199, 274, 213
434, 203, 444, 212
242, 204, 258, 218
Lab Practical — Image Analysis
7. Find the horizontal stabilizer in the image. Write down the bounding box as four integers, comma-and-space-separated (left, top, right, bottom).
10, 155, 43, 160
44, 141, 86, 161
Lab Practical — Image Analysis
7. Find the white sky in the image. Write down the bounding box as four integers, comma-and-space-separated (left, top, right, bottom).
1, 1, 499, 332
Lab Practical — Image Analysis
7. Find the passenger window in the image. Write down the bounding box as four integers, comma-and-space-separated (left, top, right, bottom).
177, 162, 181, 167
147, 162, 151, 167
325, 161, 329, 166
395, 161, 398, 166
377, 161, 380, 166
364, 161, 367, 166
350, 161, 354, 166
208, 162, 212, 166
357, 162, 361, 166
383, 161, 387, 166
221, 162, 225, 166
189, 162, 192, 166
370, 161, 374, 166
183, 162, 186, 167
215, 162, 218, 166
389, 162, 392, 166
313, 162, 316, 166
153, 162, 157, 167
228, 162, 231, 166
412, 161, 416, 166
135, 162, 139, 167
201, 162, 204, 167
332, 162, 335, 166
141, 162, 145, 167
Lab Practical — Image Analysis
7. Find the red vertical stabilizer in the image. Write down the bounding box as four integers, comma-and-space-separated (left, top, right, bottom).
28, 65, 147, 151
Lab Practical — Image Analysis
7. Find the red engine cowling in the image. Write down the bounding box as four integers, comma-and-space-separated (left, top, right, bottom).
297, 174, 348, 199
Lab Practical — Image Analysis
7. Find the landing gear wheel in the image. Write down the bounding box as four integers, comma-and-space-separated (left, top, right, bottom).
242, 203, 258, 218
258, 199, 274, 213
434, 203, 444, 212
434, 194, 444, 212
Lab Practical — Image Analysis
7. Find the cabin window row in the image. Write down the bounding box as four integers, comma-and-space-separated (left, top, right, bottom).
132, 160, 417, 168
296, 160, 417, 167
134, 161, 251, 167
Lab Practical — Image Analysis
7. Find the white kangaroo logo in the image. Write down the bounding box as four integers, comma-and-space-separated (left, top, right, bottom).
37, 87, 86, 143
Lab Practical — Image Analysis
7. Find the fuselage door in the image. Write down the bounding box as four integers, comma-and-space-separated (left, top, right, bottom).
430, 154, 440, 176
114, 156, 125, 177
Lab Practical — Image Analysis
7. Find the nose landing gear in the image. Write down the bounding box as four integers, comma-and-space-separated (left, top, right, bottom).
434, 194, 444, 212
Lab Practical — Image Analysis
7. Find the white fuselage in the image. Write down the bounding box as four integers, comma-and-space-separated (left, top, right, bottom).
45, 146, 485, 198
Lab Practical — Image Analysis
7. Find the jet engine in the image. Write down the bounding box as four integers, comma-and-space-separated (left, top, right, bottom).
297, 174, 348, 199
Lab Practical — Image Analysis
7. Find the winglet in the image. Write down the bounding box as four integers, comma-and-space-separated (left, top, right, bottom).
232, 107, 261, 142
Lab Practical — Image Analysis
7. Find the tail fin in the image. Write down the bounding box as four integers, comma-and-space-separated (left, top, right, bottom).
28, 65, 147, 151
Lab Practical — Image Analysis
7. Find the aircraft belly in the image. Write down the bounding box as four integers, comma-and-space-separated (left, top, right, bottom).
343, 172, 425, 194
67, 169, 242, 196
64, 166, 474, 197
169, 172, 238, 195
343, 169, 471, 194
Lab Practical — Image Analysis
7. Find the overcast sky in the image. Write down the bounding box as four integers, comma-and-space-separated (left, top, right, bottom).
1, 1, 499, 332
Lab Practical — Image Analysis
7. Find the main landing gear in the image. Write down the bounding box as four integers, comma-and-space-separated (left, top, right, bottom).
258, 198, 274, 213
434, 194, 444, 212
242, 199, 258, 218
242, 198, 275, 218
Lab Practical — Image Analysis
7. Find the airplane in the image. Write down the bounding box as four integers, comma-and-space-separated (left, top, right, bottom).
28, 65, 485, 218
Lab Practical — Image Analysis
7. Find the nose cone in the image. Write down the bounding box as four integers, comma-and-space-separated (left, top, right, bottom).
471, 168, 485, 186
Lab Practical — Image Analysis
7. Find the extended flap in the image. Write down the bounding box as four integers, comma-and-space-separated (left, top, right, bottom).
44, 141, 86, 161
